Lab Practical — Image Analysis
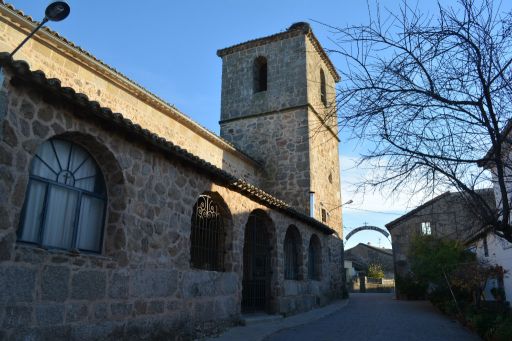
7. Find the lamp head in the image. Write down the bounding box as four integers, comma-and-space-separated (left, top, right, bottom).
45, 1, 70, 22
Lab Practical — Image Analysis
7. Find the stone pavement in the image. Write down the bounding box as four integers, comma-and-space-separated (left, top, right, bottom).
206, 299, 349, 341
208, 293, 480, 341
266, 293, 480, 341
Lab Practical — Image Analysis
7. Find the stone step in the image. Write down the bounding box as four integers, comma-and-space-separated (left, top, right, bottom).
241, 313, 283, 326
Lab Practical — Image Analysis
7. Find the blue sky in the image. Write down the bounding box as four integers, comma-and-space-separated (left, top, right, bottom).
7, 0, 463, 250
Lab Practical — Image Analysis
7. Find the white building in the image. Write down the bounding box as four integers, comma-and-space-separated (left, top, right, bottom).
473, 122, 512, 302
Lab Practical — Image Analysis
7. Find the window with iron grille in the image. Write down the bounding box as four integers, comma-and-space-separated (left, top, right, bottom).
18, 138, 107, 253
284, 225, 301, 280
190, 194, 225, 271
254, 56, 268, 93
321, 208, 327, 223
308, 234, 322, 280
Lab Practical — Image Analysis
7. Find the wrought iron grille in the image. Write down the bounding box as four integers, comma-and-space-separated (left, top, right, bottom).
284, 231, 299, 280
242, 212, 270, 312
190, 195, 225, 271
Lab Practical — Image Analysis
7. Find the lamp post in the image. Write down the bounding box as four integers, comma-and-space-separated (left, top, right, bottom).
9, 1, 70, 58
328, 199, 353, 213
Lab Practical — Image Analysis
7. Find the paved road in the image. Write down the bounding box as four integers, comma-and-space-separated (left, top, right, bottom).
265, 293, 480, 341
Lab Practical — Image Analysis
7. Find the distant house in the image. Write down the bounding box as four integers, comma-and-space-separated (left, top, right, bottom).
344, 243, 394, 278
385, 190, 495, 279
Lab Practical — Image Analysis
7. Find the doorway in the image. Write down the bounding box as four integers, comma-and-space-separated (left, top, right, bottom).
242, 211, 272, 312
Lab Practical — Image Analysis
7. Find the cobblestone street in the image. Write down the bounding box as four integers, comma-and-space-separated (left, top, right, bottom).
265, 293, 480, 341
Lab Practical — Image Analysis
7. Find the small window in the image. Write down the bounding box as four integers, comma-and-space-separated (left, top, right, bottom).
321, 208, 327, 223
483, 236, 489, 257
308, 234, 322, 280
253, 56, 267, 93
320, 69, 327, 106
190, 194, 225, 271
18, 138, 107, 253
284, 225, 302, 280
421, 222, 431, 235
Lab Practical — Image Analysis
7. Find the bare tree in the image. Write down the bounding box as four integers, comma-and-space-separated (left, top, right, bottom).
329, 0, 512, 241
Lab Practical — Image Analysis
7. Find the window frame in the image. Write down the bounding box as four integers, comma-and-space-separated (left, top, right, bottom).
17, 138, 107, 254
321, 208, 328, 223
421, 221, 432, 235
190, 194, 226, 272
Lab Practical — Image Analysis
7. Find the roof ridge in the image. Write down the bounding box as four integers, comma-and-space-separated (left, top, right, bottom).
385, 192, 452, 229
0, 0, 261, 166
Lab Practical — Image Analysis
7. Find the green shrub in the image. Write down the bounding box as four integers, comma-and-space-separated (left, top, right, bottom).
492, 315, 512, 341
367, 263, 385, 279
466, 310, 499, 337
396, 274, 427, 299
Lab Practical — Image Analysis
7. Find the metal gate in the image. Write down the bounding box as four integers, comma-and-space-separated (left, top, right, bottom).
242, 212, 271, 312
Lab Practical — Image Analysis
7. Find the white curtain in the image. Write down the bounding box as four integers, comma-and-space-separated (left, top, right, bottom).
41, 185, 78, 249
77, 195, 104, 252
19, 181, 46, 243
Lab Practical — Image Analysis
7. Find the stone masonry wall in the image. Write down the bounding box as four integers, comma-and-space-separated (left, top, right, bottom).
219, 34, 308, 121
220, 108, 311, 214
305, 37, 343, 236
308, 109, 342, 235
219, 31, 312, 214
0, 70, 343, 340
0, 9, 260, 184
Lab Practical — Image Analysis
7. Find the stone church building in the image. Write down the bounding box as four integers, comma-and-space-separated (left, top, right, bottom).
0, 2, 344, 339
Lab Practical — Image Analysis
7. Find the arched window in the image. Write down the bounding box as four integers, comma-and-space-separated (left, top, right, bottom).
284, 225, 302, 280
190, 194, 225, 271
320, 69, 327, 106
253, 56, 268, 93
308, 234, 322, 280
18, 138, 107, 253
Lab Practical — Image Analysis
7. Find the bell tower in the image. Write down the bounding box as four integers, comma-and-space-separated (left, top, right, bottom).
217, 22, 343, 234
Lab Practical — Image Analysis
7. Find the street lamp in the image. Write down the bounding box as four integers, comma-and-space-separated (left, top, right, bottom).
328, 199, 353, 213
9, 1, 70, 58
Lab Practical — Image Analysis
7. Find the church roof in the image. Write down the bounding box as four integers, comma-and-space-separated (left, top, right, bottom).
217, 22, 341, 83
0, 53, 336, 235
345, 243, 393, 256
0, 0, 261, 168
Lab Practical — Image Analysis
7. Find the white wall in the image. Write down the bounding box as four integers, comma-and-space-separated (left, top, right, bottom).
475, 233, 512, 302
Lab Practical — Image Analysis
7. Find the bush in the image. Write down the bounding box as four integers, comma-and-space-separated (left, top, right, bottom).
367, 263, 385, 279
466, 309, 498, 337
396, 274, 427, 299
492, 315, 512, 341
